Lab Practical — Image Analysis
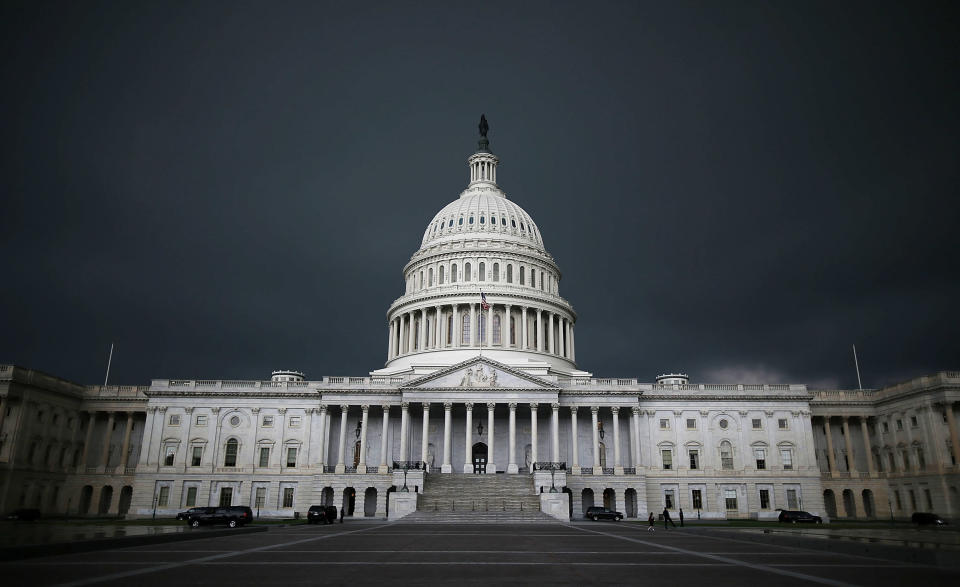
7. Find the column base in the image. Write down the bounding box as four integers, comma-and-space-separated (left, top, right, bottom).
614, 466, 624, 475
486, 463, 497, 474
378, 465, 389, 474
591, 466, 602, 475
335, 464, 346, 474
441, 464, 452, 473
463, 463, 473, 474
507, 464, 519, 474
357, 465, 367, 474
571, 465, 581, 475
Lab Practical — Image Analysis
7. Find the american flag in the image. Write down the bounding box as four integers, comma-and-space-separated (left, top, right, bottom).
480, 291, 490, 310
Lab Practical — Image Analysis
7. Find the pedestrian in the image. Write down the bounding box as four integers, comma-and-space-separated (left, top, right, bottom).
339, 506, 345, 524
679, 507, 684, 527
647, 512, 656, 532
663, 507, 676, 529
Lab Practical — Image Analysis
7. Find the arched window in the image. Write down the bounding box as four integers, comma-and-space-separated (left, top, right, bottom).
428, 268, 433, 286
447, 315, 454, 344
451, 264, 458, 283
520, 266, 525, 285
493, 314, 501, 345
461, 313, 471, 345
419, 271, 423, 290
449, 218, 454, 227
531, 270, 536, 289
540, 274, 544, 291
506, 264, 513, 283
480, 215, 485, 224
479, 262, 485, 281
458, 217, 463, 226
224, 439, 238, 467
510, 317, 516, 345
720, 441, 734, 470
439, 265, 445, 284
465, 262, 472, 282
493, 263, 499, 281
469, 216, 474, 225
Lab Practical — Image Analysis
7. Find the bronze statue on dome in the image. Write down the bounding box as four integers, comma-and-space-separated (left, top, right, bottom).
479, 114, 489, 138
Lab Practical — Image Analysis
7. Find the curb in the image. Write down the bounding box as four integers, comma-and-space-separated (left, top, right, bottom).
693, 528, 960, 569
0, 525, 268, 562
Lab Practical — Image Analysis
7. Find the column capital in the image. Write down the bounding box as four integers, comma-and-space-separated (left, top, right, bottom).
340, 404, 350, 412
421, 402, 430, 410
308, 407, 318, 415
611, 406, 620, 415
444, 402, 453, 410
401, 402, 410, 410
508, 402, 517, 409
529, 402, 538, 410
591, 406, 599, 415
383, 404, 391, 413
210, 407, 220, 415
146, 407, 157, 414
278, 408, 287, 415
551, 403, 560, 411
569, 405, 579, 415
251, 407, 261, 414
319, 404, 328, 413
487, 402, 496, 410
464, 402, 474, 410
632, 407, 642, 416
361, 404, 370, 412
184, 407, 194, 414
158, 406, 167, 414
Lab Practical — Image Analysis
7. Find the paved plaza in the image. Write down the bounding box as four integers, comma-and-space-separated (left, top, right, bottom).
1, 521, 957, 587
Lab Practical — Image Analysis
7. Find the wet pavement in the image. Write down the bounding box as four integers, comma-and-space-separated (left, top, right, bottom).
0, 521, 202, 548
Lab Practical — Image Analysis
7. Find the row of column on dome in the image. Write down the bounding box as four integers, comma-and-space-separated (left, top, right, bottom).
388, 304, 575, 360
405, 260, 557, 295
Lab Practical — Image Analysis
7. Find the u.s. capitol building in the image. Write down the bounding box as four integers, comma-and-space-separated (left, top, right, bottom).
1, 122, 957, 522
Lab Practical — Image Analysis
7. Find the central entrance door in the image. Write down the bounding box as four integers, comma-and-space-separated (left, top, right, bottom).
472, 442, 487, 475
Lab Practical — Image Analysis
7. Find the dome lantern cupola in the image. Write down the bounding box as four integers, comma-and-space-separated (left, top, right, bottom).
468, 114, 499, 188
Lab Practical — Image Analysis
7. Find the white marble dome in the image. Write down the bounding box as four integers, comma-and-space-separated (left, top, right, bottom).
420, 190, 545, 250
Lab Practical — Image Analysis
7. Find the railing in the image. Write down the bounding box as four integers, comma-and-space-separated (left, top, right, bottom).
323, 465, 337, 473
343, 466, 357, 473
622, 467, 636, 474
393, 460, 426, 471
601, 467, 615, 475
532, 461, 566, 471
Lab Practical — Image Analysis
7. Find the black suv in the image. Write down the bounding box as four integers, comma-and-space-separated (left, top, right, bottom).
5, 508, 41, 521
307, 505, 337, 524
777, 510, 823, 523
912, 512, 947, 526
186, 506, 253, 528
176, 507, 212, 521
585, 506, 623, 521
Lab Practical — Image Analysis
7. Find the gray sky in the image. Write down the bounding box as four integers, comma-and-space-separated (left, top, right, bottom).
1, 1, 957, 389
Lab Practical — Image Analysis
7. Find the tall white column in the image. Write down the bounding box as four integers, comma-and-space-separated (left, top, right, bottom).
486, 403, 496, 473
453, 304, 460, 348
379, 405, 390, 473
547, 312, 555, 354
118, 412, 134, 473
570, 324, 576, 361
357, 405, 370, 473
551, 403, 560, 462
861, 418, 876, 476
99, 411, 116, 471
435, 305, 442, 349
536, 309, 543, 352
388, 320, 394, 358
463, 402, 474, 473
505, 304, 512, 347
407, 311, 415, 354
591, 406, 600, 474
486, 303, 493, 346
521, 307, 528, 349
335, 405, 348, 473
558, 317, 565, 357
317, 405, 327, 466
421, 403, 430, 469
570, 407, 580, 474
612, 407, 623, 474
530, 403, 539, 468
442, 402, 453, 473
508, 403, 518, 473
419, 308, 426, 351
631, 407, 641, 468
399, 402, 410, 462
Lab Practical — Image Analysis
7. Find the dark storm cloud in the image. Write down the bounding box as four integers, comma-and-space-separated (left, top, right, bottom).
1, 1, 957, 389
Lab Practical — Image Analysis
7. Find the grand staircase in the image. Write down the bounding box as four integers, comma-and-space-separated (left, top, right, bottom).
402, 473, 556, 523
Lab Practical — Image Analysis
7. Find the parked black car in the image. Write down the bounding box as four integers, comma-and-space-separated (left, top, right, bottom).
778, 510, 823, 523
911, 512, 948, 526
186, 506, 253, 528
176, 507, 213, 521
5, 508, 41, 521
585, 506, 623, 521
307, 505, 337, 524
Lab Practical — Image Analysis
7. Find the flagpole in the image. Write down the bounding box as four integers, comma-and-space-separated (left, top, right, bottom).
479, 289, 483, 359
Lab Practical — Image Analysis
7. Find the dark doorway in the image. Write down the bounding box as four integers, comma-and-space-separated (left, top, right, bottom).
98, 486, 113, 514
343, 487, 356, 516
364, 488, 377, 517
472, 442, 487, 474
823, 489, 837, 518
321, 486, 334, 506
581, 488, 594, 513
219, 487, 233, 507
563, 487, 573, 518
118, 486, 133, 515
603, 488, 615, 510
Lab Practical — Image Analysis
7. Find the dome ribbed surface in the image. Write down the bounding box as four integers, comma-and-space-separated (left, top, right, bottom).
420, 191, 544, 250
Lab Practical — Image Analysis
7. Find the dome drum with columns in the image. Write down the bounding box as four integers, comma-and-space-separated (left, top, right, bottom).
377, 126, 585, 377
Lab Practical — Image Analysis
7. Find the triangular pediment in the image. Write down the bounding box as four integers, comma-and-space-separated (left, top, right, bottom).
403, 357, 559, 390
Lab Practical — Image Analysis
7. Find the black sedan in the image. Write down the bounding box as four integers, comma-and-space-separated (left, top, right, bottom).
777, 510, 823, 523
176, 507, 213, 521
585, 506, 623, 521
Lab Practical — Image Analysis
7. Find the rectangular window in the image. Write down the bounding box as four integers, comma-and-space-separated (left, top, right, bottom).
781, 448, 793, 470
759, 489, 770, 509
661, 449, 672, 470
882, 421, 889, 433
689, 450, 699, 470
778, 418, 788, 430
286, 447, 297, 467
924, 488, 933, 509
191, 446, 203, 467
164, 446, 175, 467
196, 415, 207, 426
664, 490, 674, 509
896, 419, 903, 431
910, 416, 918, 427
263, 416, 274, 427
289, 416, 301, 427
917, 447, 925, 470
255, 487, 266, 508
754, 448, 766, 470
282, 487, 294, 508
724, 489, 737, 510
259, 447, 270, 467
902, 451, 910, 471
894, 490, 902, 510
909, 490, 917, 511
889, 452, 896, 471
185, 486, 197, 507
219, 487, 233, 507
686, 418, 697, 430
691, 489, 702, 509
659, 419, 670, 430
157, 486, 169, 507
169, 414, 181, 426
752, 418, 762, 430
786, 489, 799, 509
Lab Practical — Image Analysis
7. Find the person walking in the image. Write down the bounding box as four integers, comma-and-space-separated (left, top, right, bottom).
679, 507, 684, 527
647, 512, 656, 532
339, 505, 345, 524
663, 507, 676, 529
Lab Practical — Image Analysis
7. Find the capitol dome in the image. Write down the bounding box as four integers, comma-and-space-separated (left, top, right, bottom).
374, 119, 588, 378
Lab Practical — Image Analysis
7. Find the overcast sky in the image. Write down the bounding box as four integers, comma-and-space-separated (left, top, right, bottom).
1, 1, 957, 389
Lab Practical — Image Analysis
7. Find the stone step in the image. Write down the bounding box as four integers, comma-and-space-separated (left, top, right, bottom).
398, 510, 558, 524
